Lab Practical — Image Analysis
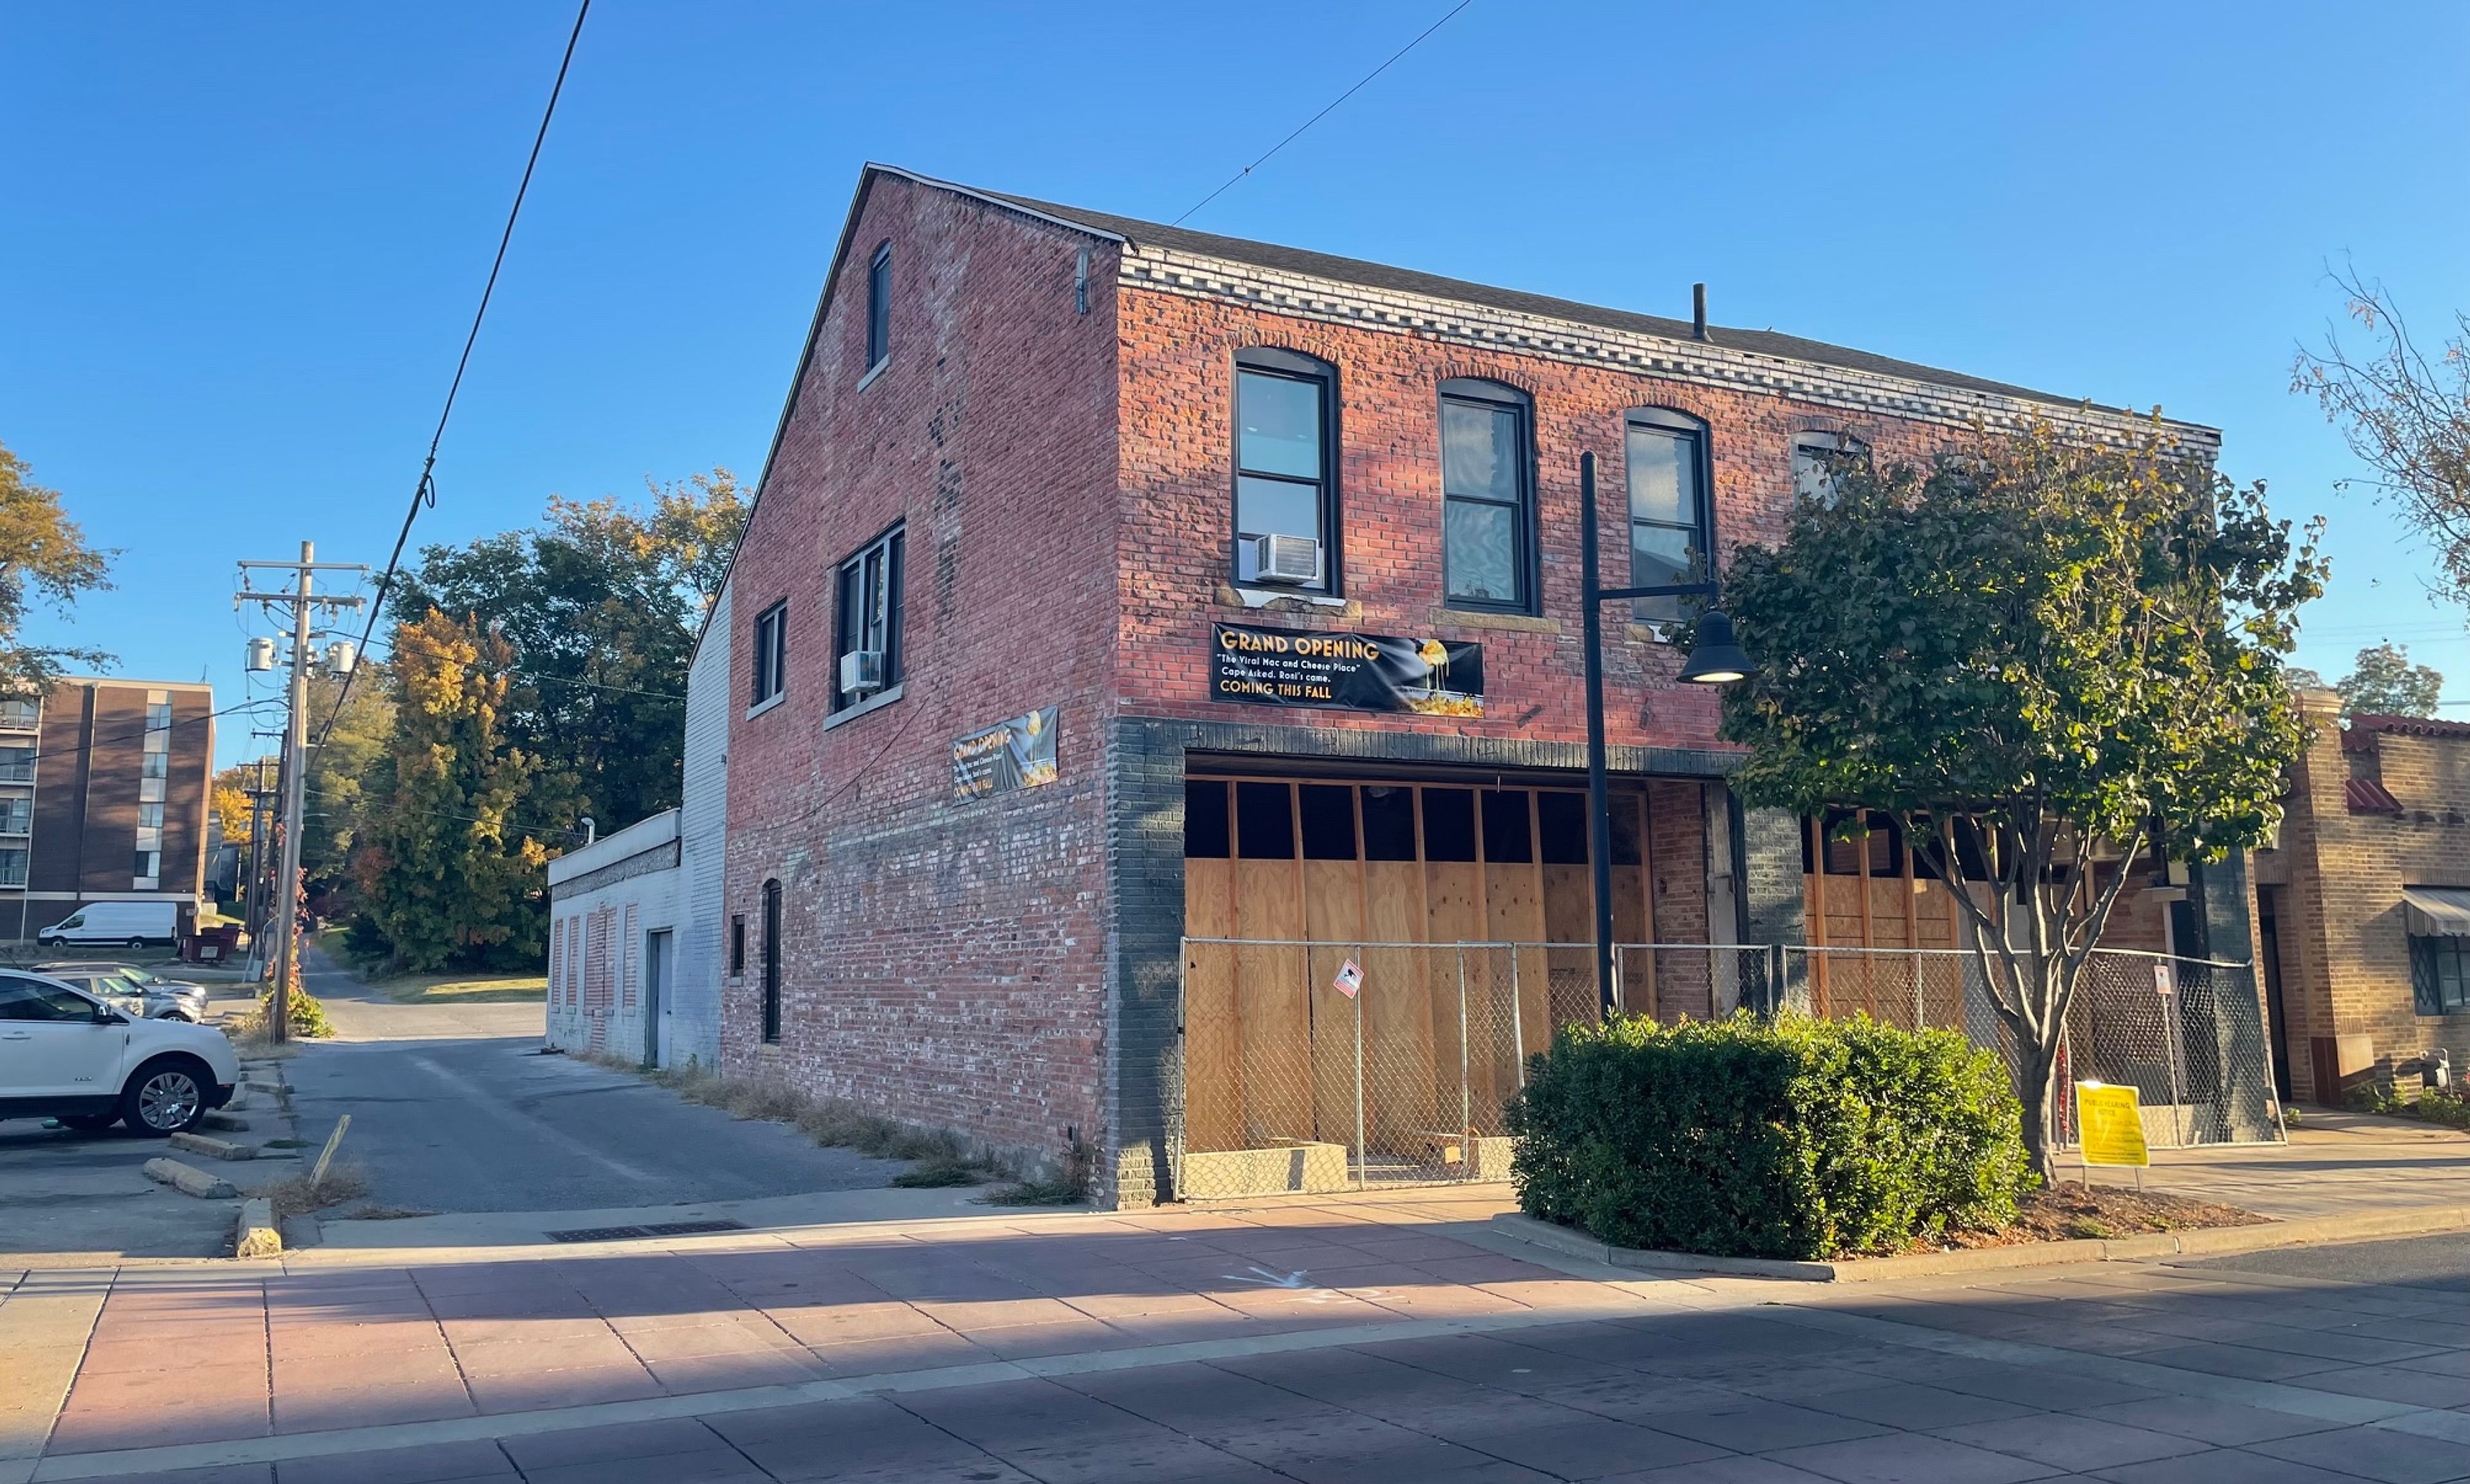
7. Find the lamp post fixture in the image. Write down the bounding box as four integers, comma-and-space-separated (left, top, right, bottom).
1579, 450, 1754, 1018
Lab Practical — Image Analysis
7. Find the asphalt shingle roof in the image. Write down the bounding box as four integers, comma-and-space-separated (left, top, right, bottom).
977, 183, 2139, 416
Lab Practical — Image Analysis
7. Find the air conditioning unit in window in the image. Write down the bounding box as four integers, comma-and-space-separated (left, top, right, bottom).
1242, 533, 1322, 587
839, 650, 886, 696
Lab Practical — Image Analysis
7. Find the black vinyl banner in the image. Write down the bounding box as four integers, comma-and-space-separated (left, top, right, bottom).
1211, 623, 1484, 717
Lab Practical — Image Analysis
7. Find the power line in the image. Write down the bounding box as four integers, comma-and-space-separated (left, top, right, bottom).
359, 637, 685, 701
1170, 0, 1474, 226
316, 0, 592, 755
15, 698, 283, 769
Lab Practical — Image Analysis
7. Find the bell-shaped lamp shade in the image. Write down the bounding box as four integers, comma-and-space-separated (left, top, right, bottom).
1677, 610, 1754, 685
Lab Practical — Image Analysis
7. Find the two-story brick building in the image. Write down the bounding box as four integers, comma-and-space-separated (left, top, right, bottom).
2254, 695, 2470, 1104
706, 165, 2238, 1204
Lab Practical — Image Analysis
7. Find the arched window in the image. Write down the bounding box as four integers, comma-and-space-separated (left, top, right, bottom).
1623, 408, 1713, 624
1232, 347, 1339, 593
760, 879, 783, 1044
1792, 431, 1869, 508
1438, 378, 1536, 613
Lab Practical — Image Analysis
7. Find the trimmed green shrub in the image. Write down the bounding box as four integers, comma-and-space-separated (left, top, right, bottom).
1506, 1012, 2033, 1260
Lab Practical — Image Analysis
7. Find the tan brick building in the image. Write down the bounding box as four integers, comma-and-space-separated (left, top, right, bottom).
2255, 695, 2470, 1104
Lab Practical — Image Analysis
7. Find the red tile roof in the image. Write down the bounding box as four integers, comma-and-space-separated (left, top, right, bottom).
2345, 777, 2405, 815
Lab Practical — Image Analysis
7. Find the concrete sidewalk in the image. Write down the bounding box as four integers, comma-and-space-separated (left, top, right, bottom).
2083, 1113, 2470, 1220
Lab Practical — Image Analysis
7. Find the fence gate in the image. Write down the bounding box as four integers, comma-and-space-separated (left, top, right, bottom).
1172, 938, 1771, 1200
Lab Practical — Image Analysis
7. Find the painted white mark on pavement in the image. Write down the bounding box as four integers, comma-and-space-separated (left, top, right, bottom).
1223, 1265, 1310, 1288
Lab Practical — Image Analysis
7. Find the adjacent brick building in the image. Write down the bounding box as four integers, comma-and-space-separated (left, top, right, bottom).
3, 677, 215, 940
2253, 695, 2470, 1103
710, 165, 2237, 1204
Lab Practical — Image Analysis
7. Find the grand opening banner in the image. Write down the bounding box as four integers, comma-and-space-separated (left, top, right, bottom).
1210, 623, 1484, 717
952, 706, 1059, 800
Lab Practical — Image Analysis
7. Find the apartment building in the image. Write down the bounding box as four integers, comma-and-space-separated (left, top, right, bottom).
5, 679, 216, 940
699, 165, 2246, 1204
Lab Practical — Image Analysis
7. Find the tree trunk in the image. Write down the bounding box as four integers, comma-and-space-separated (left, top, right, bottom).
2019, 1040, 2061, 1186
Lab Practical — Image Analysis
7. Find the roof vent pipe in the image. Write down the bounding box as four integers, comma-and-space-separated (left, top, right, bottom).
1692, 283, 1708, 341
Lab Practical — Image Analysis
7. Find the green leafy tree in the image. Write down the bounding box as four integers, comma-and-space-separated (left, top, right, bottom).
2336, 642, 2443, 717
354, 610, 553, 972
0, 439, 114, 689
300, 661, 396, 881
392, 468, 746, 834
1717, 421, 2323, 1177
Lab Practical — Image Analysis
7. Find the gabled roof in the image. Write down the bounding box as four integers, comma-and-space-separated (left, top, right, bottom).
967, 175, 2134, 416
698, 163, 2211, 662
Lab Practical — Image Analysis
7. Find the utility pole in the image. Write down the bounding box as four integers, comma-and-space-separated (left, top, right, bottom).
237, 543, 365, 1041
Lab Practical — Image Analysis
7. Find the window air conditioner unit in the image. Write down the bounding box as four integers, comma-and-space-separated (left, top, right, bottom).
1243, 533, 1321, 586
839, 650, 886, 696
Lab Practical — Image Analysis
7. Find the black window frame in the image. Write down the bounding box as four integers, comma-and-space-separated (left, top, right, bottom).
1623, 407, 1714, 626
864, 241, 892, 374
1438, 378, 1538, 614
749, 600, 788, 710
1230, 347, 1340, 595
729, 914, 746, 977
2410, 932, 2470, 1015
831, 524, 906, 713
760, 879, 782, 1043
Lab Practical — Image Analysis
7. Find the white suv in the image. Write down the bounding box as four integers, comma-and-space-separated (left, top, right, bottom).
0, 971, 241, 1135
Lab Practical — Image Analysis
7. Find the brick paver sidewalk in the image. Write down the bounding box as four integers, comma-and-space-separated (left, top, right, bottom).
5, 1188, 1663, 1471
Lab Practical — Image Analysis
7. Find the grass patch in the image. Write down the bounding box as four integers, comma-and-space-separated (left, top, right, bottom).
263, 1137, 311, 1150
587, 1054, 1012, 1185
339, 1203, 435, 1221
257, 1163, 370, 1221
979, 1176, 1085, 1206
381, 974, 547, 1005
890, 1157, 985, 1189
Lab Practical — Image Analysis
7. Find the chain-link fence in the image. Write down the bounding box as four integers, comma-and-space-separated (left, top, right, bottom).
1173, 938, 1771, 1199
1784, 944, 2284, 1150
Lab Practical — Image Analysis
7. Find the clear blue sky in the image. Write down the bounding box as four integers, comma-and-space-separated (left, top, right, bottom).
4, 2, 2465, 763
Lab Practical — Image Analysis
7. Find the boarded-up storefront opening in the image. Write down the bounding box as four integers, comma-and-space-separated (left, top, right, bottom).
1177, 769, 1740, 1195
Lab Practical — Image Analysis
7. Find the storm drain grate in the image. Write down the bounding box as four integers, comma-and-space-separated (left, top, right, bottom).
543, 1219, 749, 1243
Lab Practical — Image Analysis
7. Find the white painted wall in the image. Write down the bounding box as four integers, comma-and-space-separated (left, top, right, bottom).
545, 809, 679, 1063
668, 583, 730, 1070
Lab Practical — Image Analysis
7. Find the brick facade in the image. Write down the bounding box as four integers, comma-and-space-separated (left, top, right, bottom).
715, 166, 2222, 1202
2253, 695, 2470, 1102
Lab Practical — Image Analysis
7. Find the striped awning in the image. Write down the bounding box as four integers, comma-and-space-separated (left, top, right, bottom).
2402, 886, 2470, 937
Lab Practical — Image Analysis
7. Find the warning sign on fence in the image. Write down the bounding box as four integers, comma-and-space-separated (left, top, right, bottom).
2076, 1082, 2150, 1167
1331, 957, 1362, 999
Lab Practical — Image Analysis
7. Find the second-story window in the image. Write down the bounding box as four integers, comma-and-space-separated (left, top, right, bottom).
833, 527, 904, 713
1624, 408, 1713, 625
864, 242, 892, 374
1439, 380, 1535, 612
1233, 348, 1337, 593
1792, 432, 1867, 508
750, 601, 787, 710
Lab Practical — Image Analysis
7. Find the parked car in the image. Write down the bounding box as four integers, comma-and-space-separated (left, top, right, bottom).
37, 901, 181, 950
36, 962, 210, 1023
0, 971, 239, 1135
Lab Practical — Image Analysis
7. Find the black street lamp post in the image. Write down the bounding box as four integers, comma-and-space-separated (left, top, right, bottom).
1579, 450, 1755, 1017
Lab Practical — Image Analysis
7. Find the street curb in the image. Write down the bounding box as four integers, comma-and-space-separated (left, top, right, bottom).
167, 1132, 255, 1162
1488, 1204, 2470, 1282
140, 1158, 236, 1201
233, 1199, 281, 1259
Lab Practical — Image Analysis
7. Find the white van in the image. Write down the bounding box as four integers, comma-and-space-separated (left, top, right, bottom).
37, 901, 181, 950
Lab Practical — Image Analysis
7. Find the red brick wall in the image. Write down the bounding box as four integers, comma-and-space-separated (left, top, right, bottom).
1110, 289, 1964, 750
720, 177, 1122, 1166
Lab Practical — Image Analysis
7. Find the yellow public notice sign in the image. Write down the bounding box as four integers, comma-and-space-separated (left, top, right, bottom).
2076, 1083, 2149, 1167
